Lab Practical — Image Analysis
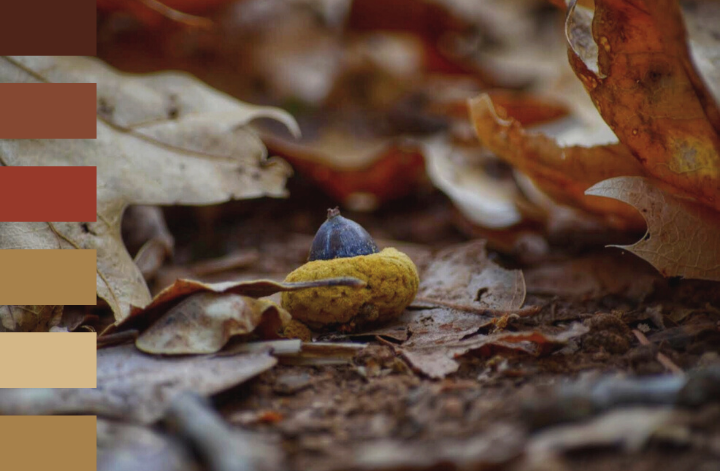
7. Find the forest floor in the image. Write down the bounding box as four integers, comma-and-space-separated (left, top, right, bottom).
156, 182, 720, 471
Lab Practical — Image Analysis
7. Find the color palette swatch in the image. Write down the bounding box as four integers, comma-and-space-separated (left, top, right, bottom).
0, 0, 96, 55
0, 333, 97, 388
0, 84, 97, 139
0, 167, 96, 221
0, 416, 96, 470
0, 250, 97, 305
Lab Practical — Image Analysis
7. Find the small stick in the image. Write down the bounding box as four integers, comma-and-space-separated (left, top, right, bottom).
632, 329, 684, 376
135, 0, 214, 29
412, 296, 541, 317
97, 329, 138, 349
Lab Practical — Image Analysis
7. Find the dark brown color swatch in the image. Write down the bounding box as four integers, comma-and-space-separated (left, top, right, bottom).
0, 83, 97, 139
0, 0, 96, 55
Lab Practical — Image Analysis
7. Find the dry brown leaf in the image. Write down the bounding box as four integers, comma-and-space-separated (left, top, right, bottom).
586, 176, 720, 281
136, 293, 291, 354
113, 276, 366, 334
0, 344, 277, 424
397, 241, 531, 378
418, 240, 526, 309
468, 93, 646, 230
524, 251, 661, 301
402, 322, 588, 379
566, 0, 720, 211
0, 56, 298, 331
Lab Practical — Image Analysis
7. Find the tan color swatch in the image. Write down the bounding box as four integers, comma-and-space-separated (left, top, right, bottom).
0, 332, 97, 388
0, 250, 96, 305
0, 416, 96, 470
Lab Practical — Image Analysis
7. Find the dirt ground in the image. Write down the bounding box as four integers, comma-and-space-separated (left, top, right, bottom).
154, 182, 720, 471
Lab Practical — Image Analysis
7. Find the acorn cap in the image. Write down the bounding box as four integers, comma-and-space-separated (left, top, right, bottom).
308, 208, 379, 261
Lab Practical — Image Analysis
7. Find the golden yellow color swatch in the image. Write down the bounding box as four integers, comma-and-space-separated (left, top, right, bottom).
0, 333, 97, 388
0, 250, 96, 305
0, 416, 96, 470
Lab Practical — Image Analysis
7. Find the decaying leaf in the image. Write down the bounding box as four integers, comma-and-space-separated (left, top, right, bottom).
586, 177, 720, 281
0, 55, 298, 331
418, 240, 526, 309
136, 292, 291, 354
114, 276, 366, 333
353, 423, 524, 471
524, 251, 661, 301
422, 138, 525, 230
526, 408, 676, 459
566, 0, 720, 212
394, 243, 589, 378
468, 93, 646, 230
0, 305, 63, 333
0, 344, 277, 424
402, 321, 588, 379
262, 122, 427, 211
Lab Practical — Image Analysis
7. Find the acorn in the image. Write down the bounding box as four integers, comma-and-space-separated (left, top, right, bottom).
281, 208, 419, 331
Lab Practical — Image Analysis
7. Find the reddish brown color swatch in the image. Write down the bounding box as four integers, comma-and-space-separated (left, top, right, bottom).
0, 84, 97, 139
0, 167, 96, 222
0, 0, 96, 55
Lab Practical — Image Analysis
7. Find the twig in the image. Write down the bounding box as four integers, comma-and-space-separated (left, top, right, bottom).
632, 329, 684, 376
97, 329, 138, 349
134, 0, 214, 29
412, 296, 541, 317
164, 393, 267, 471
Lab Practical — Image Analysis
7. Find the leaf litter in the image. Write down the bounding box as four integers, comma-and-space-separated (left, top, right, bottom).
3, 0, 720, 470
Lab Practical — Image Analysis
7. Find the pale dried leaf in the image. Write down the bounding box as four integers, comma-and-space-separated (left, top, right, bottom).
0, 56, 299, 330
114, 276, 366, 333
586, 176, 720, 281
136, 293, 291, 354
0, 344, 277, 424
422, 138, 524, 229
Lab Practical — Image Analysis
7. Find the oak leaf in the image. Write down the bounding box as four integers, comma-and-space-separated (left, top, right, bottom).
566, 0, 720, 211
0, 56, 298, 331
468, 93, 646, 229
586, 176, 720, 281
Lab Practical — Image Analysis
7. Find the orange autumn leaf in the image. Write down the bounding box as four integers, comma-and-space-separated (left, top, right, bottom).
468, 93, 646, 230
566, 0, 720, 212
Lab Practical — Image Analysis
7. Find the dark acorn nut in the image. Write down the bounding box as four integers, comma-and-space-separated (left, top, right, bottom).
309, 207, 379, 261
282, 208, 419, 331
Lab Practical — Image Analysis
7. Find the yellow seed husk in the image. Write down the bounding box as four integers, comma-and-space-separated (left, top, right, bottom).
281, 248, 419, 329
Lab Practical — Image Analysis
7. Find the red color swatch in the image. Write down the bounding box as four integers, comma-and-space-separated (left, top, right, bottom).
0, 167, 96, 222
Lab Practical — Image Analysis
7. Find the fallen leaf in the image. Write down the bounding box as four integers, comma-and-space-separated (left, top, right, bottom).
418, 240, 526, 309
397, 240, 534, 378
527, 408, 676, 459
524, 251, 661, 301
0, 344, 277, 424
113, 276, 366, 334
566, 0, 720, 212
352, 423, 524, 471
402, 322, 589, 379
422, 137, 525, 230
468, 93, 646, 229
586, 176, 720, 281
0, 55, 298, 331
136, 292, 291, 354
